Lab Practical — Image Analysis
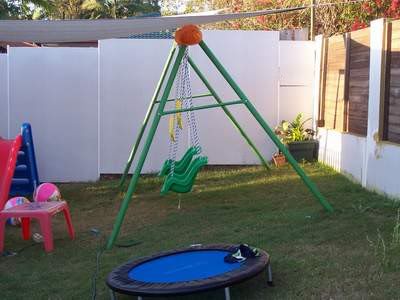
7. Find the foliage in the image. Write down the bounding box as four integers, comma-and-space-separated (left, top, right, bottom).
349, 0, 400, 30
0, 0, 52, 19
1, 0, 160, 20
275, 113, 314, 144
160, 0, 186, 15
176, 0, 400, 36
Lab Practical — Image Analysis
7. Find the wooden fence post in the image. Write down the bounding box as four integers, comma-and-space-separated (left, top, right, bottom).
317, 36, 328, 128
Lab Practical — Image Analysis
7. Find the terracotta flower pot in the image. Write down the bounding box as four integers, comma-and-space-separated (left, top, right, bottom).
272, 153, 286, 167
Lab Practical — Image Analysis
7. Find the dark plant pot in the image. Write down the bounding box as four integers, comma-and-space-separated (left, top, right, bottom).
287, 140, 318, 162
272, 153, 286, 167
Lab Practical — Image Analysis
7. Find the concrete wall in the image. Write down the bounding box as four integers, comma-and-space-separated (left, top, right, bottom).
1, 30, 315, 182
317, 128, 366, 182
100, 31, 282, 174
316, 19, 400, 199
364, 19, 400, 197
7, 47, 98, 182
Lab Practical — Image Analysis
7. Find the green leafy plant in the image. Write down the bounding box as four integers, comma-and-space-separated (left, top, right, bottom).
275, 113, 315, 144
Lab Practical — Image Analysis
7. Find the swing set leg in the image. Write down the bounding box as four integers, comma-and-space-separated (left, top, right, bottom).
199, 40, 334, 213
119, 45, 177, 189
107, 46, 187, 249
188, 57, 270, 170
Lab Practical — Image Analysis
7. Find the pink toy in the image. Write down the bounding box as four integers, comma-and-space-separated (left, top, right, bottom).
0, 201, 74, 252
34, 183, 61, 202
4, 197, 30, 225
0, 136, 75, 252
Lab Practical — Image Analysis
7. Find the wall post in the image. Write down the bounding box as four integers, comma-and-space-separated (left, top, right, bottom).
364, 18, 387, 187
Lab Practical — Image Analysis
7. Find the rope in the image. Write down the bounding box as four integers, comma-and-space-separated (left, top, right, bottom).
182, 48, 201, 150
167, 46, 202, 176
168, 49, 185, 176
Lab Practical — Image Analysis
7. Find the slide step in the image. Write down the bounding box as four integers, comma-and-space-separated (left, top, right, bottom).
10, 123, 40, 197
12, 178, 30, 186
15, 164, 27, 172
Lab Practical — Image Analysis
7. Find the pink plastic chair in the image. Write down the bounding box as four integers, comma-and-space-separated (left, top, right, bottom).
0, 135, 75, 252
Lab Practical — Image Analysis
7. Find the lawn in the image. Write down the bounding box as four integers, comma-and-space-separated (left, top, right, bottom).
1, 163, 400, 299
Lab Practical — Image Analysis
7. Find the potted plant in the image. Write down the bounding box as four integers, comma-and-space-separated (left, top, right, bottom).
272, 152, 286, 167
274, 113, 318, 162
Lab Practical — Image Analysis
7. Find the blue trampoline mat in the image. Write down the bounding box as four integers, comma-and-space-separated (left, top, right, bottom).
128, 250, 243, 283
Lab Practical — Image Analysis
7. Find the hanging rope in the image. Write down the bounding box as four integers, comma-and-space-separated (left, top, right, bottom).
166, 46, 202, 177
181, 48, 201, 151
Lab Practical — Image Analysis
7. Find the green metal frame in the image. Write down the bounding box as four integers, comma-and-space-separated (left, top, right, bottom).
108, 40, 333, 249
160, 93, 213, 103
162, 100, 243, 115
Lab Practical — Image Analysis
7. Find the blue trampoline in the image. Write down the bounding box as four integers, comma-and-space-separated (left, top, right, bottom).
107, 244, 272, 300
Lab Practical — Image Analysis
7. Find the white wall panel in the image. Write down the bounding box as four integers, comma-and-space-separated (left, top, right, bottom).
278, 41, 315, 134
8, 47, 98, 182
279, 41, 315, 86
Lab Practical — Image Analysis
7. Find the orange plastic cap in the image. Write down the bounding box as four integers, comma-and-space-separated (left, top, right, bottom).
174, 25, 203, 46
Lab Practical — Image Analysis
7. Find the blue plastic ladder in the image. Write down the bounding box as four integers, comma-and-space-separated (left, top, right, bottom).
9, 123, 40, 197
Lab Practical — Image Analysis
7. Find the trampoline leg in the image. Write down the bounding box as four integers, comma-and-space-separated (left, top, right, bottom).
224, 287, 231, 300
109, 289, 117, 300
267, 263, 274, 286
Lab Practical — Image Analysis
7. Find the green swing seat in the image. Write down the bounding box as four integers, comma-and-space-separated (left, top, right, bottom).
159, 146, 200, 177
160, 156, 208, 195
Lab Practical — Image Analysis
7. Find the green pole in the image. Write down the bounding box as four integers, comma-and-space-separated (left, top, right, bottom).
107, 46, 187, 249
161, 100, 243, 115
161, 93, 213, 103
188, 57, 270, 170
119, 45, 177, 188
199, 41, 333, 213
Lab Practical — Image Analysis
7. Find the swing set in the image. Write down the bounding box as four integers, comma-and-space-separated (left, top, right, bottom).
107, 25, 333, 249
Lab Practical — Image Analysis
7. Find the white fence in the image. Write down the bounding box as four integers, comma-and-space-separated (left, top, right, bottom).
315, 19, 400, 199
1, 30, 315, 182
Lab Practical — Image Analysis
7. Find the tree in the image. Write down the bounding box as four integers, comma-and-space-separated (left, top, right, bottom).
1, 0, 160, 20
1, 0, 52, 19
160, 0, 187, 15
181, 0, 400, 36
82, 0, 160, 19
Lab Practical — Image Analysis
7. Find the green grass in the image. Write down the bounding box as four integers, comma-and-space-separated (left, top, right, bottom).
1, 163, 400, 299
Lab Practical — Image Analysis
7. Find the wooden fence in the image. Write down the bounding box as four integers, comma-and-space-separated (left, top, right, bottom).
318, 27, 370, 136
319, 19, 400, 144
384, 20, 400, 143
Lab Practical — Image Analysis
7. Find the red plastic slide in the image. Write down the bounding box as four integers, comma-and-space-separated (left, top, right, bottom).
0, 135, 22, 210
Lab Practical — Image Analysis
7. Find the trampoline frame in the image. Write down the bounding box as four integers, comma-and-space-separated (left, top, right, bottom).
107, 244, 273, 300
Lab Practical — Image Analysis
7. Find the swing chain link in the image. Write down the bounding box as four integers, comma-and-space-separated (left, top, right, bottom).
169, 47, 201, 176
182, 49, 201, 151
